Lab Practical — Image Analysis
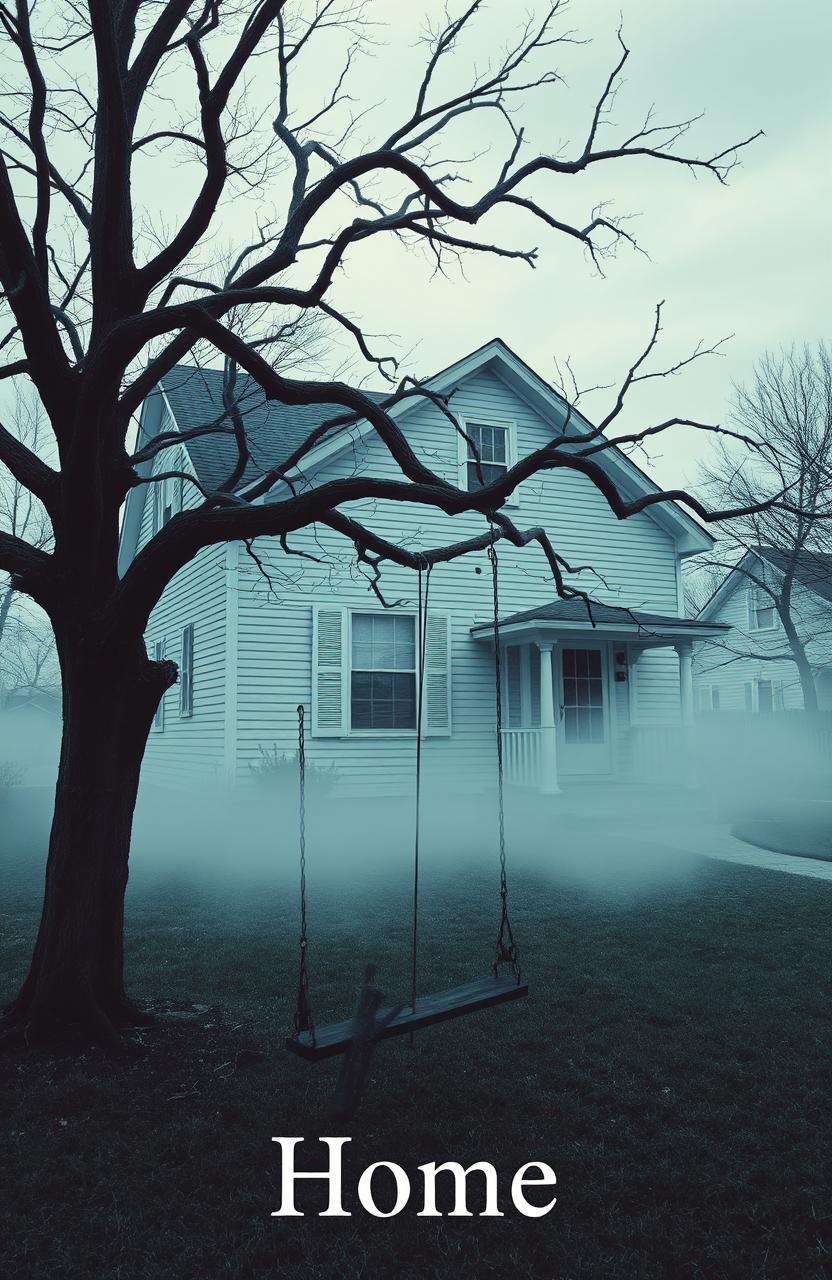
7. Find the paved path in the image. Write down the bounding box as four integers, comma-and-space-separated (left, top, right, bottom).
644, 821, 832, 884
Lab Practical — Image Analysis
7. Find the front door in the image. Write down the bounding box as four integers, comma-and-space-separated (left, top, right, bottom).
558, 645, 612, 777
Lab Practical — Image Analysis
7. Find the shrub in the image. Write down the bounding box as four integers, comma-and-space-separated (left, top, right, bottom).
248, 744, 337, 798
0, 760, 24, 789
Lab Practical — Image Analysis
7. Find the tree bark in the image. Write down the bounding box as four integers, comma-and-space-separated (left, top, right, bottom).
3, 636, 173, 1045
780, 609, 820, 714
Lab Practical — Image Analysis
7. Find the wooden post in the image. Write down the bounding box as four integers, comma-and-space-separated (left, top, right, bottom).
537, 640, 560, 795
331, 966, 402, 1121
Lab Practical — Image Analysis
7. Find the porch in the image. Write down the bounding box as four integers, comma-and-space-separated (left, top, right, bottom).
470, 599, 728, 794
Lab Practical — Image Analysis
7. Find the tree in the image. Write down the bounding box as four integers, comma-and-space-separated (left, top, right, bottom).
0, 0, 764, 1045
692, 344, 832, 712
0, 386, 56, 701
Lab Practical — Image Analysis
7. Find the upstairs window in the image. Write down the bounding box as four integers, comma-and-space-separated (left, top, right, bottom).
748, 584, 775, 631
350, 614, 416, 730
152, 466, 184, 534
466, 422, 509, 492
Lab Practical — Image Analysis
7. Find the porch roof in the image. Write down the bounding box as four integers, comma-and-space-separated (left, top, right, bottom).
469, 599, 730, 646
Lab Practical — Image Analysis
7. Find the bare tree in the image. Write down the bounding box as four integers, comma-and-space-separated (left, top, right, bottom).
0, 0, 766, 1045
691, 344, 832, 712
0, 386, 53, 650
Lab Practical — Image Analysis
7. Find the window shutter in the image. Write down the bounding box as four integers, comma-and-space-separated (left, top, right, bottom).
153, 638, 166, 730
744, 682, 753, 712
746, 586, 755, 630
180, 623, 194, 717
312, 606, 347, 736
151, 482, 161, 535
424, 612, 451, 735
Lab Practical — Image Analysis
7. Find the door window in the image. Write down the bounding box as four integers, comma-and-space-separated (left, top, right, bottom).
562, 648, 605, 744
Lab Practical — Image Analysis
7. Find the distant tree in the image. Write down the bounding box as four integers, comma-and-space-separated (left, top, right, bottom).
692, 344, 832, 712
0, 1, 764, 1046
0, 388, 52, 654
0, 389, 55, 696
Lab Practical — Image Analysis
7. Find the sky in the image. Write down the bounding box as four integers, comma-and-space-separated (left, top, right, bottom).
4, 0, 832, 500
296, 0, 831, 492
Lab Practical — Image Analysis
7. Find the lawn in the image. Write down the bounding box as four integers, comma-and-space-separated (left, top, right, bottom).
2, 825, 832, 1280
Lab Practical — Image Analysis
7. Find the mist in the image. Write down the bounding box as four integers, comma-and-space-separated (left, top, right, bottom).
5, 709, 829, 913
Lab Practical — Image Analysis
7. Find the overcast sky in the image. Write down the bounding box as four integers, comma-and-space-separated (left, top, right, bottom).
6, 1, 831, 498
295, 0, 832, 491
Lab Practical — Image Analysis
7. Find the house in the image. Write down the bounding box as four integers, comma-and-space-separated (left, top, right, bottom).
118, 339, 727, 797
693, 546, 832, 714
0, 684, 61, 786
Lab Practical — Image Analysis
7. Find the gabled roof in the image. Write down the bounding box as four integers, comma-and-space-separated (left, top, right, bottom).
119, 338, 716, 573
159, 364, 388, 491
754, 544, 832, 607
697, 544, 832, 621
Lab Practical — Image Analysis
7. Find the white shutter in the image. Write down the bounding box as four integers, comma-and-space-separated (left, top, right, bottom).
312, 606, 347, 736
424, 612, 451, 736
151, 482, 161, 535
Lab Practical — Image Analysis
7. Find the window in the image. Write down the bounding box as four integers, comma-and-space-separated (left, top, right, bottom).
562, 648, 605, 744
748, 585, 775, 631
698, 685, 720, 712
350, 614, 416, 730
465, 422, 509, 492
756, 679, 773, 714
180, 624, 194, 718
153, 638, 166, 730
152, 469, 183, 534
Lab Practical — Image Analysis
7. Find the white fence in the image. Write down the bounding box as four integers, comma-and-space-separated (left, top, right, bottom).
501, 728, 542, 788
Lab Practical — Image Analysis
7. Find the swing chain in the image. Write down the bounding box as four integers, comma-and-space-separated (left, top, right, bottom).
488, 520, 521, 983
293, 704, 315, 1040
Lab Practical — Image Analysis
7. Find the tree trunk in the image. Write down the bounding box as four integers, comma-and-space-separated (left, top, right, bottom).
3, 638, 173, 1046
780, 612, 819, 714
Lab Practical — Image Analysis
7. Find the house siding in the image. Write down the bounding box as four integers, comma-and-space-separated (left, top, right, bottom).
227, 367, 683, 794
135, 432, 228, 787
694, 572, 832, 712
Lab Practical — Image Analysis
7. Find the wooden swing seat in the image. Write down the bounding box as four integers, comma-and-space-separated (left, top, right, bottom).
286, 973, 529, 1061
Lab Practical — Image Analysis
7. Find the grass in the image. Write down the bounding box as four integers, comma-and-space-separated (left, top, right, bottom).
734, 817, 832, 862
2, 835, 832, 1279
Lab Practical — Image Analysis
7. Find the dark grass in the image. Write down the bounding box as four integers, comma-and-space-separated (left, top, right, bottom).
2, 846, 832, 1279
734, 818, 832, 862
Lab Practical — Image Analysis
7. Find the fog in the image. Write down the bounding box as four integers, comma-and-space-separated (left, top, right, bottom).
3, 709, 829, 916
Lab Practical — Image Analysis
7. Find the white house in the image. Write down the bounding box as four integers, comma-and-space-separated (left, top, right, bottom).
118, 339, 726, 797
693, 546, 832, 714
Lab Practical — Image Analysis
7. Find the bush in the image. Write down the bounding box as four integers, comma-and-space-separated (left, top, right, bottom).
248, 744, 337, 799
0, 760, 24, 790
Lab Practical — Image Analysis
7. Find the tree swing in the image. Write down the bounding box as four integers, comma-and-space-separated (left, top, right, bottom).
286, 525, 528, 1063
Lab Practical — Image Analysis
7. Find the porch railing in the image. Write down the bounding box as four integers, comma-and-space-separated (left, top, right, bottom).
500, 728, 543, 788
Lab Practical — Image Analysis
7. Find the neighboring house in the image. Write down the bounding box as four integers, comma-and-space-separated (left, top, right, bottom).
118, 339, 726, 797
693, 546, 832, 713
0, 684, 61, 786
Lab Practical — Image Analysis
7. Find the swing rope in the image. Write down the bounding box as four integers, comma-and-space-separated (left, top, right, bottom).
289, 529, 524, 1054
488, 520, 521, 983
410, 560, 432, 1017
293, 704, 315, 1042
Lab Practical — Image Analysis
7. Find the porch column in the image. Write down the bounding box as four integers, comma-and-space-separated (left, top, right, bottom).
675, 640, 699, 789
537, 640, 560, 795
